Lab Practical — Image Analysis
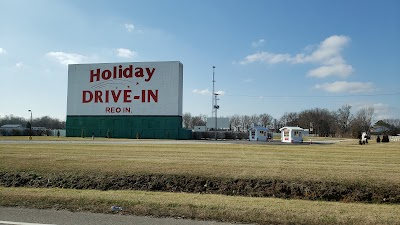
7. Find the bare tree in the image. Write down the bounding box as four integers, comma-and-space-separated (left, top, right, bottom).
0, 114, 65, 129
0, 114, 27, 127
191, 115, 206, 127
250, 114, 260, 126
383, 119, 400, 128
383, 119, 400, 135
33, 116, 65, 129
297, 108, 336, 137
259, 113, 273, 128
272, 118, 281, 131
182, 112, 192, 128
230, 114, 241, 131
351, 107, 374, 138
335, 105, 352, 137
280, 112, 299, 127
240, 115, 251, 130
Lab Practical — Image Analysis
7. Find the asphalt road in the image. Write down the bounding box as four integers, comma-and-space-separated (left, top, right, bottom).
0, 207, 247, 225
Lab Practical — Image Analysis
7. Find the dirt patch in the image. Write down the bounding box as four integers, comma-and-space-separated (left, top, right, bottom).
0, 172, 399, 203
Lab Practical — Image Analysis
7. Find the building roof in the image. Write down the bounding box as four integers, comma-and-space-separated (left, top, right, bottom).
0, 124, 23, 128
279, 126, 304, 131
250, 126, 269, 131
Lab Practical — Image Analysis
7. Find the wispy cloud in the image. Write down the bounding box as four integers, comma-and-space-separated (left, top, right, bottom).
116, 48, 136, 58
240, 52, 292, 64
252, 39, 265, 48
307, 64, 353, 78
215, 90, 225, 95
314, 81, 374, 93
240, 35, 353, 78
192, 89, 225, 96
15, 62, 23, 68
192, 89, 211, 95
0, 48, 7, 54
124, 23, 135, 32
46, 51, 87, 65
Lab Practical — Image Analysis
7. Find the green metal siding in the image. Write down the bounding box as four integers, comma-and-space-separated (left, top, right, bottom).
66, 116, 191, 139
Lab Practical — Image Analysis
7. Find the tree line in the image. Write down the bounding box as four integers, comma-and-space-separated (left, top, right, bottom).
0, 115, 66, 129
182, 105, 400, 138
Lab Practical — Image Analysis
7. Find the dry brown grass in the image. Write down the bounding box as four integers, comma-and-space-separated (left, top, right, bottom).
1, 187, 399, 225
1, 137, 399, 185
1, 137, 400, 224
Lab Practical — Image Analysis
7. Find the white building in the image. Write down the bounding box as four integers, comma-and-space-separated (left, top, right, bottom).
0, 124, 25, 135
193, 126, 206, 132
249, 126, 269, 141
279, 126, 304, 143
206, 117, 230, 130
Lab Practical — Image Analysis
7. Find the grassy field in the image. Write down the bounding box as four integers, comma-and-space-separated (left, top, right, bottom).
1, 136, 400, 224
0, 137, 399, 185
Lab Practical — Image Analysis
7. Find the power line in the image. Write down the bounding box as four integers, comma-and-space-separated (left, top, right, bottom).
224, 92, 400, 98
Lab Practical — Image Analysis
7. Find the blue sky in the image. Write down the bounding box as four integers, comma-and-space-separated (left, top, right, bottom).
1, 0, 399, 121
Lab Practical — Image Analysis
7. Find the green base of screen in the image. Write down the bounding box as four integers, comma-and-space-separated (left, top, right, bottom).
66, 115, 192, 139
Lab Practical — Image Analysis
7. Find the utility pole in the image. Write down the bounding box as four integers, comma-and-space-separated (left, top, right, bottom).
214, 93, 219, 140
28, 109, 32, 140
212, 66, 215, 117
212, 66, 221, 140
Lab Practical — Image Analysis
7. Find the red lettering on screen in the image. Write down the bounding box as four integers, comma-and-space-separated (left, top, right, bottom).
82, 89, 158, 103
89, 65, 156, 83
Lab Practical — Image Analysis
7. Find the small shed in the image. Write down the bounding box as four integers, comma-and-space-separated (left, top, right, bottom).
249, 126, 269, 141
193, 126, 206, 132
279, 126, 304, 143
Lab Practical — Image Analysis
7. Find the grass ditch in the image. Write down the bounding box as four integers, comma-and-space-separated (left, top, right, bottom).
1, 171, 399, 203
1, 187, 399, 225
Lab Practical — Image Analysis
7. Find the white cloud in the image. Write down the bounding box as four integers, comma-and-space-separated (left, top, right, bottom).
0, 48, 7, 54
125, 23, 135, 32
252, 39, 265, 48
15, 62, 23, 68
215, 90, 225, 95
307, 64, 354, 78
240, 52, 291, 65
116, 48, 136, 58
192, 89, 225, 96
192, 89, 211, 95
294, 35, 350, 65
315, 81, 374, 93
46, 51, 87, 65
240, 35, 353, 78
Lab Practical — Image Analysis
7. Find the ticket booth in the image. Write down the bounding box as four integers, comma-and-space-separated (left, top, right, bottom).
279, 126, 304, 143
249, 126, 269, 141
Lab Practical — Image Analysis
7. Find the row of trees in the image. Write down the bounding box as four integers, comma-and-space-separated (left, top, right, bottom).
182, 105, 400, 138
0, 115, 66, 129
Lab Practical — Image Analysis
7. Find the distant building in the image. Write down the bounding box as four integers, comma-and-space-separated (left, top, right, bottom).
0, 124, 25, 136
49, 129, 66, 137
1, 124, 23, 129
279, 126, 305, 143
249, 126, 269, 141
193, 126, 206, 132
370, 126, 390, 135
206, 117, 230, 130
